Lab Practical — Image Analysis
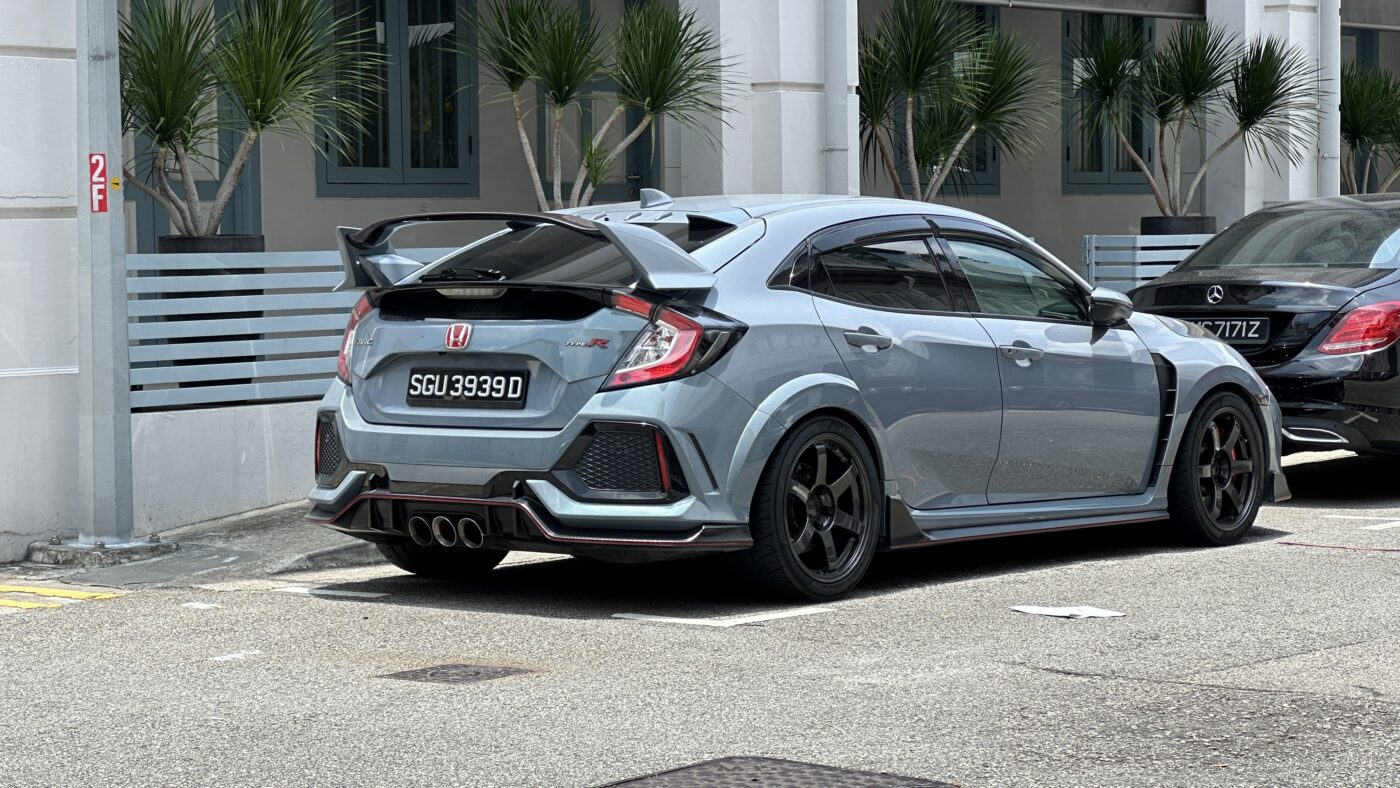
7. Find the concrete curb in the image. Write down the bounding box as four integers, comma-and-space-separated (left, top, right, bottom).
26, 540, 179, 568
271, 541, 384, 575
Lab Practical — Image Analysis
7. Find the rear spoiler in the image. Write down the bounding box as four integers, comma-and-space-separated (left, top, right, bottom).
335, 211, 717, 292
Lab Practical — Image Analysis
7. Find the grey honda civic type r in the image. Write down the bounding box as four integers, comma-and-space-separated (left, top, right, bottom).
307, 191, 1289, 599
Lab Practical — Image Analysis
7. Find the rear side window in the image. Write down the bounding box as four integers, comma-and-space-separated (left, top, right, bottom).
814, 239, 954, 312
949, 240, 1088, 322
1181, 208, 1400, 269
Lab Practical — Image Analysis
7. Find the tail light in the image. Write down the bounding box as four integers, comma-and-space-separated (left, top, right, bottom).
1319, 301, 1400, 355
601, 290, 743, 390
337, 295, 373, 384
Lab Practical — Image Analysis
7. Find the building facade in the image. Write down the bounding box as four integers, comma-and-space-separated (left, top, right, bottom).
115, 0, 1400, 267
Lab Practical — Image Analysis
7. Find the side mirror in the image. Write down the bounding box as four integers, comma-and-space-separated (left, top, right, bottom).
1089, 286, 1134, 326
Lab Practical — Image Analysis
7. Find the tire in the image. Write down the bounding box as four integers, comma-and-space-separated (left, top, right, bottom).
1168, 391, 1266, 545
733, 416, 883, 600
376, 542, 507, 580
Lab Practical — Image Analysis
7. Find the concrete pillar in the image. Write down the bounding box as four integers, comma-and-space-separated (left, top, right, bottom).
0, 1, 81, 561
1205, 0, 1330, 225
677, 0, 859, 196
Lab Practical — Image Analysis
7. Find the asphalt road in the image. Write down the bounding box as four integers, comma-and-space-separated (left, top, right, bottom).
1, 451, 1397, 787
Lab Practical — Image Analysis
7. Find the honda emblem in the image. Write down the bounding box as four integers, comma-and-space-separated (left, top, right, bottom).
444, 323, 472, 350
1206, 285, 1225, 304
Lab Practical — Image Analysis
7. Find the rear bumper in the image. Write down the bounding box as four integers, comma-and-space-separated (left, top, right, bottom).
307, 485, 752, 556
1259, 368, 1400, 454
306, 377, 760, 554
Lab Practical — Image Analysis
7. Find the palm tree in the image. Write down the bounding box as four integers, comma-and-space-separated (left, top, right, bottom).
471, 0, 551, 211
120, 0, 381, 238
873, 0, 976, 200
859, 5, 1049, 203
1339, 62, 1400, 194
1073, 20, 1319, 218
858, 31, 905, 200
524, 4, 604, 209
920, 30, 1047, 199
571, 0, 727, 207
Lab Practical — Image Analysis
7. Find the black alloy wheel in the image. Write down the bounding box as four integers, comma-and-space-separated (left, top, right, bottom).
784, 437, 871, 580
735, 417, 882, 599
1169, 391, 1265, 545
1195, 408, 1258, 529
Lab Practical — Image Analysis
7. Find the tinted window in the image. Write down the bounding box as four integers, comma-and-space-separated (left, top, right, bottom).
1181, 208, 1400, 269
949, 240, 1087, 321
814, 239, 953, 312
424, 222, 729, 286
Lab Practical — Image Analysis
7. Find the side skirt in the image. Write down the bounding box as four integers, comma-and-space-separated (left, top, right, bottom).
883, 494, 1170, 550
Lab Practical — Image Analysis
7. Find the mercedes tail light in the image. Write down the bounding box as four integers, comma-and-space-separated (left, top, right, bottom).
337, 295, 373, 384
1319, 301, 1400, 355
602, 292, 743, 390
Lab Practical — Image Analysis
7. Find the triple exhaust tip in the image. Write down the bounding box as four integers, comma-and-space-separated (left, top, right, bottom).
407, 515, 485, 549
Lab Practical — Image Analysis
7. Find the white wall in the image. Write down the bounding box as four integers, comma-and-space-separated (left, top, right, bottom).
131, 401, 317, 533
0, 0, 80, 562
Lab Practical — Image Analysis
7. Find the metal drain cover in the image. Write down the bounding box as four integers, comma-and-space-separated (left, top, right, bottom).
603, 757, 954, 787
377, 664, 532, 685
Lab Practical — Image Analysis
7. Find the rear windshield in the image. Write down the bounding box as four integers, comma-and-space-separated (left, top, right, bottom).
1180, 209, 1400, 270
417, 221, 732, 286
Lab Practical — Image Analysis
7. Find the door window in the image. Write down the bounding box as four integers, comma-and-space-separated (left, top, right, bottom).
948, 240, 1088, 322
814, 239, 954, 313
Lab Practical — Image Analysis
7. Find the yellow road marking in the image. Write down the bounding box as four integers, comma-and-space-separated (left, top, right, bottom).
0, 599, 62, 610
0, 584, 121, 600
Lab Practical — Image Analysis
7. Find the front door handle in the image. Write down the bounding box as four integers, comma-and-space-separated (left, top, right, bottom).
998, 344, 1045, 363
844, 327, 893, 351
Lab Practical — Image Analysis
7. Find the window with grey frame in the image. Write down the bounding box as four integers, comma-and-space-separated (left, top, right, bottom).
320, 0, 478, 197
1062, 12, 1154, 194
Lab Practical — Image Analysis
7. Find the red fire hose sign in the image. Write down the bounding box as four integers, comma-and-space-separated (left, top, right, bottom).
88, 153, 108, 213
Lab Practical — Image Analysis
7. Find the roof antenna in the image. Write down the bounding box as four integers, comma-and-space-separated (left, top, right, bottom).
638, 188, 674, 209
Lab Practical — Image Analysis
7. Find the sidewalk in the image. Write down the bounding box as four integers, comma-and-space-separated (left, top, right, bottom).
2, 502, 382, 588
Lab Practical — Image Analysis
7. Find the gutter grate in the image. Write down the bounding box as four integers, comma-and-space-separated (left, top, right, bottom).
377, 664, 532, 685
601, 757, 954, 787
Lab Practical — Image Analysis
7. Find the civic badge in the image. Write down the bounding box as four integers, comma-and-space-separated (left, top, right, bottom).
444, 323, 472, 350
1206, 285, 1225, 305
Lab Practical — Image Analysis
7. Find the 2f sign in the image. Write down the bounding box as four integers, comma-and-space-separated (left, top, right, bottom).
89, 153, 108, 213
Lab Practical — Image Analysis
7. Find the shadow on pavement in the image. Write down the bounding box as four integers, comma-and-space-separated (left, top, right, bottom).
300, 519, 1292, 621
1277, 453, 1400, 506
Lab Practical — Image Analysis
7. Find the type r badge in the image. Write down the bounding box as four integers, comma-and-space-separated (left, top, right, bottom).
566, 338, 610, 349
444, 323, 472, 350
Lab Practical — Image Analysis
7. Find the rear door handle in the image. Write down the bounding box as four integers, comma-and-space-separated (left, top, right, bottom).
844, 327, 893, 351
998, 344, 1045, 363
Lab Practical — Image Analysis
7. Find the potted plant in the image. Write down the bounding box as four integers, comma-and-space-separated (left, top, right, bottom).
1072, 20, 1318, 235
471, 0, 727, 210
859, 0, 1051, 202
1340, 62, 1400, 194
120, 0, 380, 253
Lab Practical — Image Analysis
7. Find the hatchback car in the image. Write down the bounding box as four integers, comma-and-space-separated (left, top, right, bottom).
1133, 195, 1400, 455
308, 191, 1287, 599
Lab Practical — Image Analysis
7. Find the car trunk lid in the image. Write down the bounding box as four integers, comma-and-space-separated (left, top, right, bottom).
1133, 266, 1396, 365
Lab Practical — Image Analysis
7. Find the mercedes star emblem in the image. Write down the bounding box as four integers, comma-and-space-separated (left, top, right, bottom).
1206, 285, 1225, 304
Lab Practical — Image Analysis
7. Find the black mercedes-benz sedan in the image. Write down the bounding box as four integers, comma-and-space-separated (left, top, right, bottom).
1133, 195, 1400, 455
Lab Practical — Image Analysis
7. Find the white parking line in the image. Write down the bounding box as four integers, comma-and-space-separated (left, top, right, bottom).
613, 607, 833, 628
1322, 515, 1400, 531
273, 586, 388, 599
208, 650, 262, 662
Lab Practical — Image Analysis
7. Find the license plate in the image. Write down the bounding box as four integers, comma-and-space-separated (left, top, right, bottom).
1186, 317, 1269, 345
406, 369, 528, 409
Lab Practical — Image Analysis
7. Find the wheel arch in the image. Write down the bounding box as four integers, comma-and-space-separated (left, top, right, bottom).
721, 374, 890, 524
